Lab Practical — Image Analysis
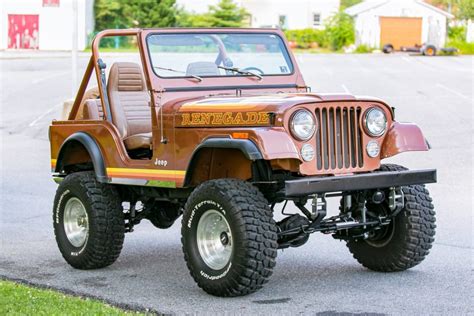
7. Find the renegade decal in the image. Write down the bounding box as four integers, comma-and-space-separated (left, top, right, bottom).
180, 112, 270, 126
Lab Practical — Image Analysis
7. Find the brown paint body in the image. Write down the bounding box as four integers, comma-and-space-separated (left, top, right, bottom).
50, 28, 430, 188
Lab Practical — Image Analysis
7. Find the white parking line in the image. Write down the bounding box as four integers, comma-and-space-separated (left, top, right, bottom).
32, 71, 69, 84
29, 103, 62, 127
341, 84, 351, 94
401, 56, 412, 63
436, 83, 471, 101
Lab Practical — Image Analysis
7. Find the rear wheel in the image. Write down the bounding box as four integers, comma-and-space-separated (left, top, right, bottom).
347, 164, 436, 272
53, 171, 125, 269
422, 45, 437, 56
383, 44, 394, 54
181, 179, 278, 297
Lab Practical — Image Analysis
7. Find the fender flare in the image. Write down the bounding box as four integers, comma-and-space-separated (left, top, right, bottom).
184, 138, 263, 186
381, 122, 430, 159
55, 132, 108, 182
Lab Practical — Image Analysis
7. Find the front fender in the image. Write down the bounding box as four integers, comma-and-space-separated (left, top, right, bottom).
381, 122, 430, 159
252, 129, 301, 161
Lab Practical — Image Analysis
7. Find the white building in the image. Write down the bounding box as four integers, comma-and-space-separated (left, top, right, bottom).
177, 0, 340, 29
467, 20, 474, 43
345, 0, 453, 49
0, 0, 94, 50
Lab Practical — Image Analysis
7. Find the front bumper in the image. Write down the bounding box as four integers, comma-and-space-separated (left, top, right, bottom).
284, 169, 437, 197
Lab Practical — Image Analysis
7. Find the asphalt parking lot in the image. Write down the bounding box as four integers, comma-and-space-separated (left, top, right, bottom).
0, 52, 472, 315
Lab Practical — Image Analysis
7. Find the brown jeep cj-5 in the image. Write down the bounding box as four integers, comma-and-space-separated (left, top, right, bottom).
50, 28, 437, 296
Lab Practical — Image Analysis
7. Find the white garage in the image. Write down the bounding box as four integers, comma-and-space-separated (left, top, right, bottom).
345, 0, 453, 49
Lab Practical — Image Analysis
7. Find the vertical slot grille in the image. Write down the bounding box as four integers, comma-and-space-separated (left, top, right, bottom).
315, 106, 364, 171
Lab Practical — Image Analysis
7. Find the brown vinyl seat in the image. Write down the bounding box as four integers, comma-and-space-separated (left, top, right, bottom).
82, 98, 103, 120
107, 62, 152, 151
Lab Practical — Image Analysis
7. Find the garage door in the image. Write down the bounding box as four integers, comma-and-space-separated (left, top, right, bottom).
380, 17, 422, 50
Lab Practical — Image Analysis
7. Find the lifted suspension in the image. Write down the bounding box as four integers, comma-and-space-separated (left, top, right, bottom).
275, 187, 404, 248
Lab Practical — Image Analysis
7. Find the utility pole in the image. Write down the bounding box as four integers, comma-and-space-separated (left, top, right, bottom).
72, 0, 78, 98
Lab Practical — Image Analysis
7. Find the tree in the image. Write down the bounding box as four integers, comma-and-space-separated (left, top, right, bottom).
94, 0, 125, 30
207, 0, 249, 27
426, 0, 474, 20
122, 0, 178, 28
325, 12, 355, 51
177, 0, 249, 27
340, 0, 363, 10
457, 0, 474, 20
94, 0, 179, 31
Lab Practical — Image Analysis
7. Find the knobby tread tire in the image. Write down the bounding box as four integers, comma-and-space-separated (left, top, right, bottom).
53, 171, 125, 269
347, 164, 436, 272
182, 179, 278, 297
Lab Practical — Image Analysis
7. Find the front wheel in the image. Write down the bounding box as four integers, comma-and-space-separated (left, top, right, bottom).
347, 164, 436, 272
181, 179, 278, 297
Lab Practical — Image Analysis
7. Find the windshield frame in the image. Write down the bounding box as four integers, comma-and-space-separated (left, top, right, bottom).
145, 31, 295, 80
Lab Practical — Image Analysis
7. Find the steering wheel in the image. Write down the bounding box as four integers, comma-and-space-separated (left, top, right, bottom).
241, 67, 264, 75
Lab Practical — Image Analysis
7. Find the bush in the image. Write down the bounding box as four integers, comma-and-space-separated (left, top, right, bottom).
447, 40, 474, 54
448, 25, 467, 41
284, 29, 328, 49
324, 12, 355, 51
354, 44, 373, 53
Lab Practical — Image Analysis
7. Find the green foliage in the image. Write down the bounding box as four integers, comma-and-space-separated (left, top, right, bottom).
93, 0, 179, 47
94, 0, 124, 30
354, 44, 373, 53
178, 0, 249, 27
448, 25, 467, 41
94, 0, 178, 30
0, 281, 140, 315
284, 12, 356, 51
324, 12, 355, 51
447, 40, 474, 54
122, 0, 178, 28
284, 29, 328, 49
426, 0, 474, 20
457, 0, 474, 20
340, 0, 363, 10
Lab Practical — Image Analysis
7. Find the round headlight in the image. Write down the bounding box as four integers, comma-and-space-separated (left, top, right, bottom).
290, 109, 316, 141
301, 144, 315, 161
365, 107, 387, 137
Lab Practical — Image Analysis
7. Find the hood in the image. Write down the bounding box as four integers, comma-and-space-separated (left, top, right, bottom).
176, 93, 359, 112
174, 93, 390, 127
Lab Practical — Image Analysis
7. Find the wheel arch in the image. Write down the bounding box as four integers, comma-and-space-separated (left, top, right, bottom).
55, 132, 108, 183
183, 138, 264, 187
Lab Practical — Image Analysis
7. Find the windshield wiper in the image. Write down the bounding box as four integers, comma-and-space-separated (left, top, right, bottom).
218, 66, 263, 81
153, 66, 203, 82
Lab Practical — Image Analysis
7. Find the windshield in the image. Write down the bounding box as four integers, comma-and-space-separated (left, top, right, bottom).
147, 33, 294, 79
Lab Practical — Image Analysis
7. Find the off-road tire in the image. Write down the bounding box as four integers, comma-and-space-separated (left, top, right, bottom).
181, 179, 278, 297
53, 171, 125, 269
347, 164, 436, 272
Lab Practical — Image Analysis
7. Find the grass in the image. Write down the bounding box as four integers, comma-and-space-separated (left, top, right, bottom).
0, 280, 143, 315
446, 40, 474, 55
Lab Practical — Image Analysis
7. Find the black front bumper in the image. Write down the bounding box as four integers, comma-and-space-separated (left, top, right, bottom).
285, 169, 437, 197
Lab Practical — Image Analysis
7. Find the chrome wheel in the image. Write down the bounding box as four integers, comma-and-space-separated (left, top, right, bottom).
63, 197, 89, 248
196, 209, 232, 270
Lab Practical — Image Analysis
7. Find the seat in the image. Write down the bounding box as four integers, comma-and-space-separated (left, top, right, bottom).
107, 62, 152, 152
82, 98, 103, 120
186, 62, 220, 76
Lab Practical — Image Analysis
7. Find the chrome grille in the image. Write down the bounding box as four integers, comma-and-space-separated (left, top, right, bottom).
315, 106, 364, 171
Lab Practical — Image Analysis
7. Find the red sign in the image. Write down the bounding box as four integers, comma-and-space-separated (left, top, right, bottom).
8, 14, 39, 49
43, 0, 60, 7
